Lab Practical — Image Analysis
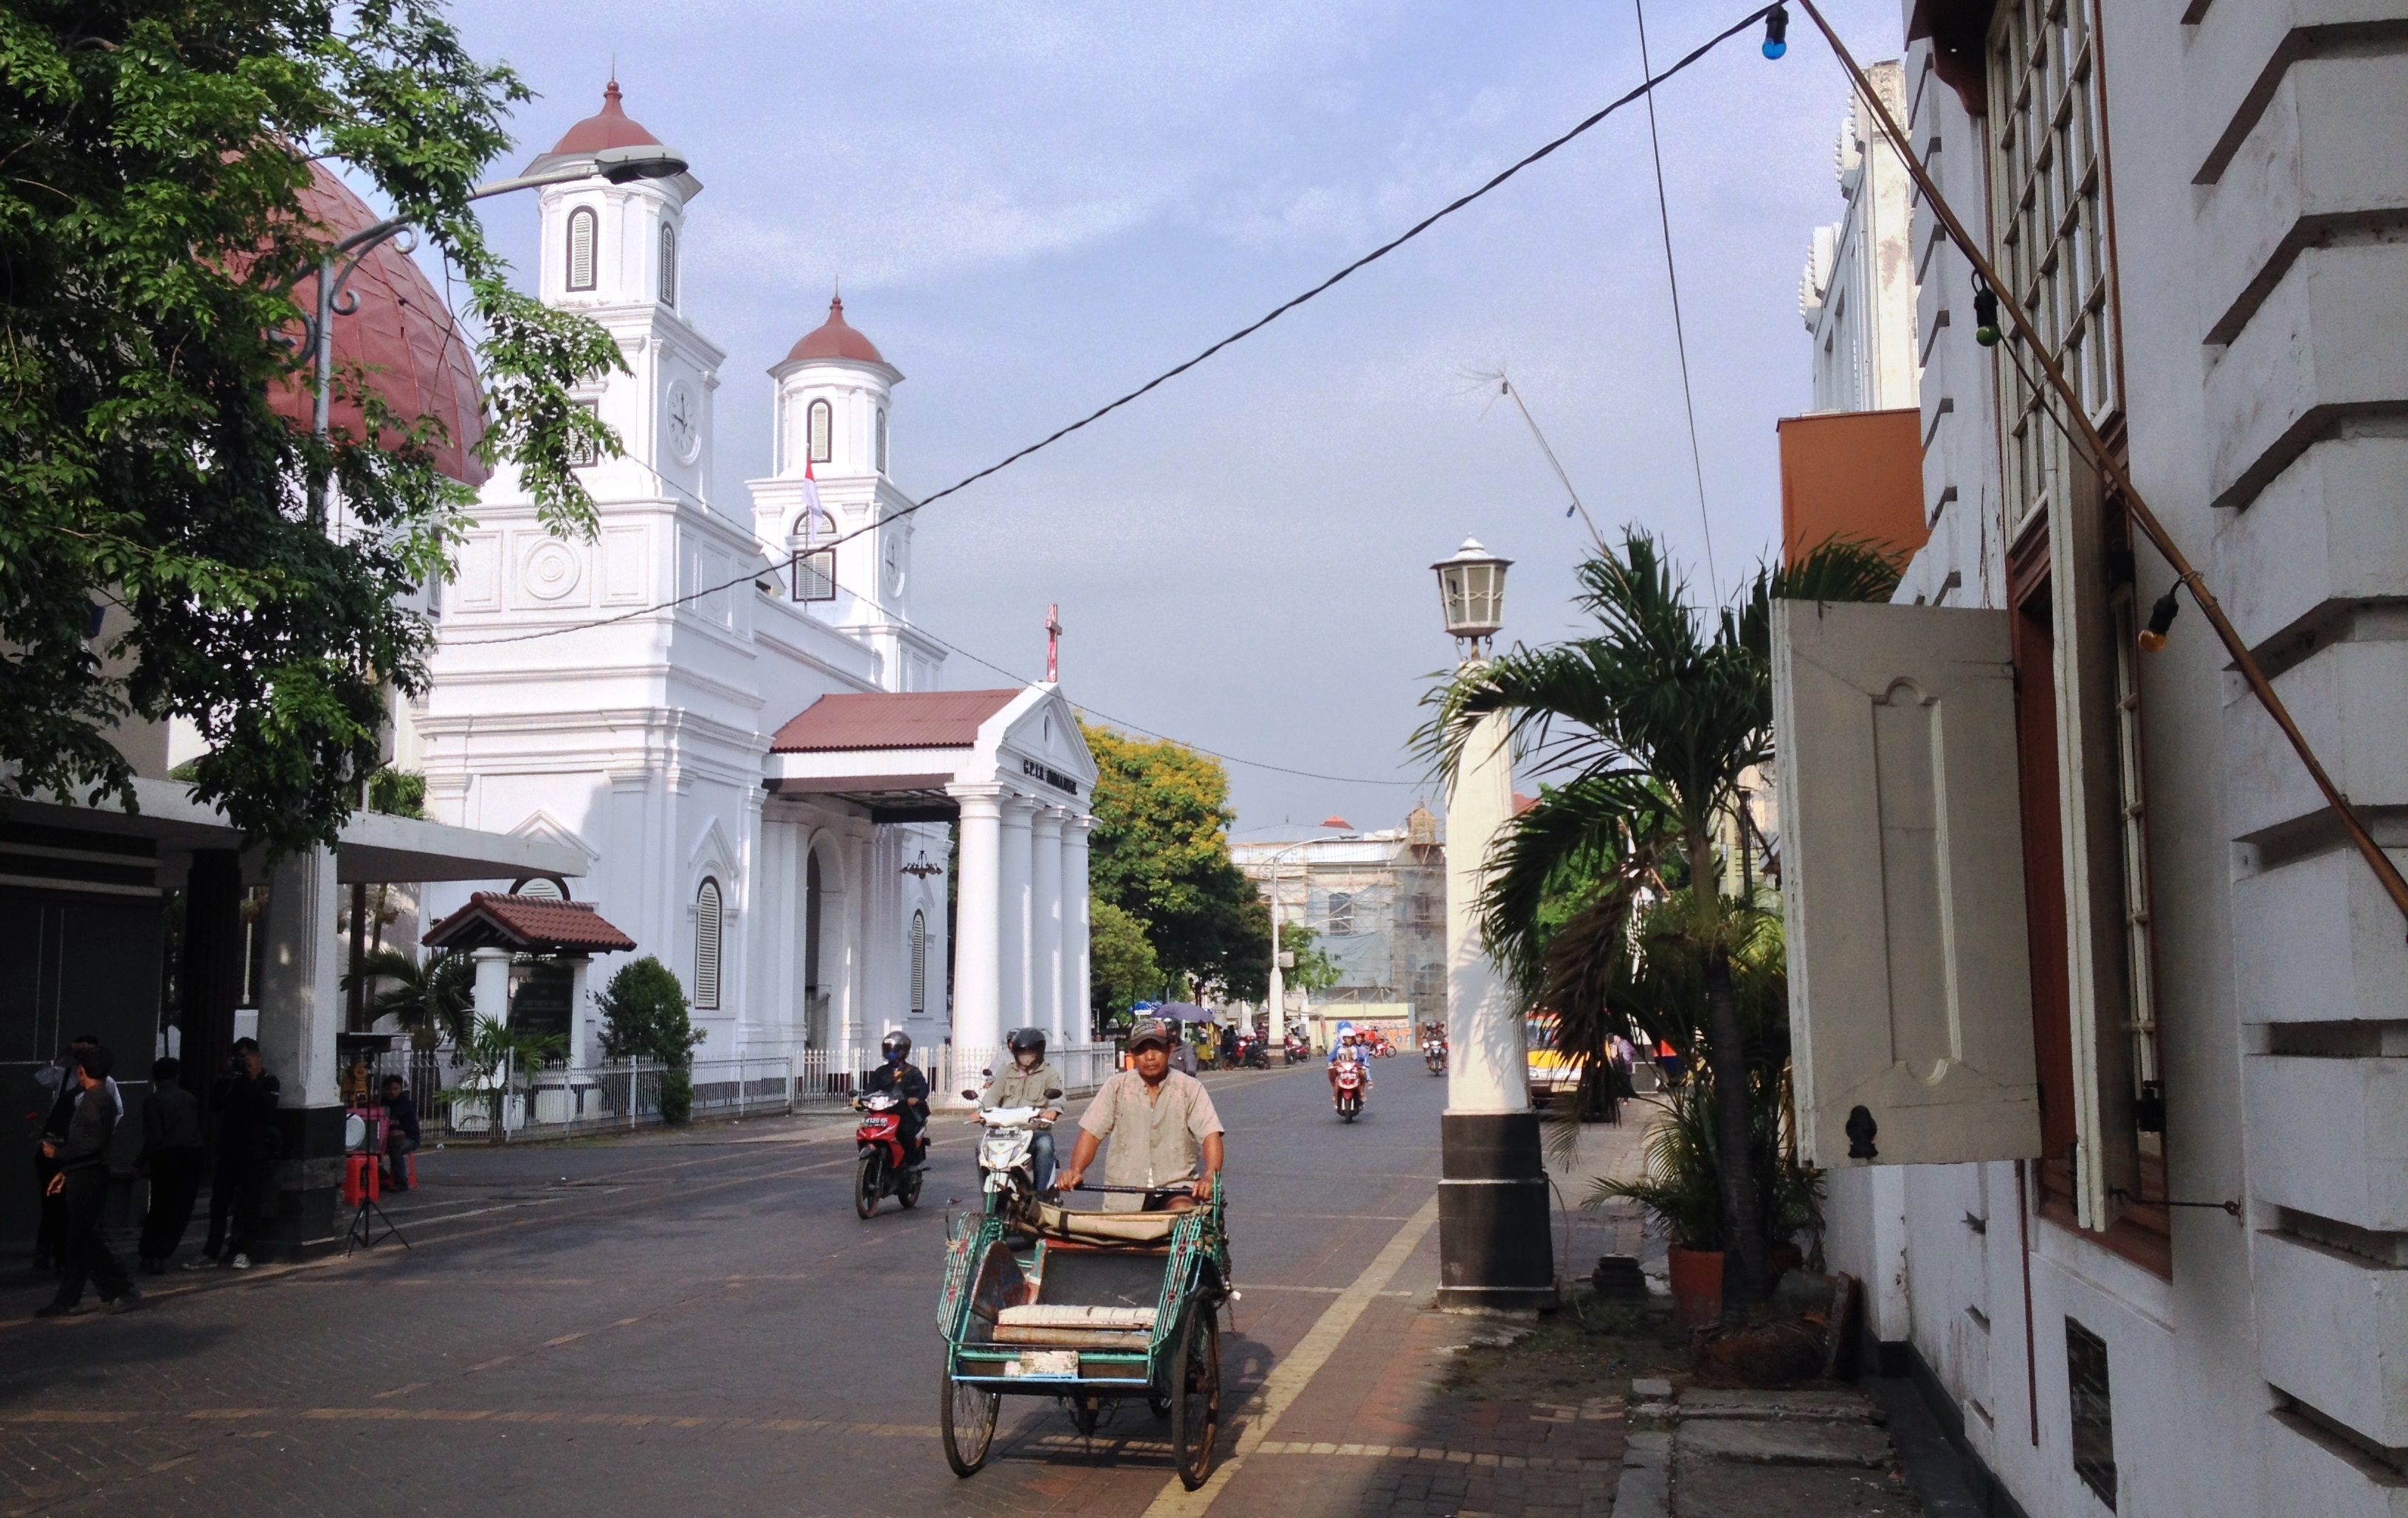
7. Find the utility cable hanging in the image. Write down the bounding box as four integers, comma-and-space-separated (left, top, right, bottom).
444, 4, 1778, 654
1634, 0, 1722, 603
1491, 372, 1604, 547
1792, 0, 2408, 934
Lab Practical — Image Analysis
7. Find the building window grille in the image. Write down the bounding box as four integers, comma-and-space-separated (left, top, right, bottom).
793, 550, 835, 602
1325, 891, 1354, 937
694, 877, 722, 1011
910, 910, 927, 1015
659, 221, 677, 306
2066, 1318, 2117, 1508
808, 399, 832, 464
566, 207, 597, 292
1989, 0, 2119, 530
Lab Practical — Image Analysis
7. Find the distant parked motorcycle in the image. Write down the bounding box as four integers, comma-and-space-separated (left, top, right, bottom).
1282, 1035, 1310, 1066
852, 1090, 925, 1218
1235, 1034, 1272, 1070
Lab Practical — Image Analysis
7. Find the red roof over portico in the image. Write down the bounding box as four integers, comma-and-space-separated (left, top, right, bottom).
772, 690, 1021, 753
422, 893, 636, 953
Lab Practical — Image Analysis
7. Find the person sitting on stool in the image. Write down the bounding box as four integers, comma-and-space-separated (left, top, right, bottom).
380, 1076, 421, 1192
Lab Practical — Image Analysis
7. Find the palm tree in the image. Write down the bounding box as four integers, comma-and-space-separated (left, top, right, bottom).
345, 946, 474, 1052
1424, 529, 1894, 1302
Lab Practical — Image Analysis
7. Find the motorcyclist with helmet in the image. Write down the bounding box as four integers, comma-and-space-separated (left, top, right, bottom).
1327, 1032, 1373, 1096
864, 1030, 931, 1167
980, 1027, 1063, 1191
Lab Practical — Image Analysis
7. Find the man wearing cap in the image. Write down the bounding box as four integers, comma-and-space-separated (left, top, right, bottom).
1059, 1017, 1224, 1213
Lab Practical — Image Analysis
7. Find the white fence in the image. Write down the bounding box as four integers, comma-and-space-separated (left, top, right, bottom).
370, 1042, 1124, 1134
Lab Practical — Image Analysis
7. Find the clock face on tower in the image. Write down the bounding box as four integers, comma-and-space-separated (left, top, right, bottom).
884, 530, 905, 595
665, 380, 700, 465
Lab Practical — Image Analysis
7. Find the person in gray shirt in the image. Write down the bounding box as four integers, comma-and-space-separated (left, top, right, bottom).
38, 1047, 138, 1317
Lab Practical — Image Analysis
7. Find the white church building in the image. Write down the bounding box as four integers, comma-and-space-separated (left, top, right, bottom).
402, 83, 1098, 1081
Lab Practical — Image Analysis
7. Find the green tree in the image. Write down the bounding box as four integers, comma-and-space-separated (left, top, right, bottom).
344, 945, 471, 1050
1274, 920, 1340, 996
596, 956, 704, 1065
1079, 718, 1271, 1001
0, 0, 620, 855
1424, 531, 1896, 1303
1088, 900, 1163, 1027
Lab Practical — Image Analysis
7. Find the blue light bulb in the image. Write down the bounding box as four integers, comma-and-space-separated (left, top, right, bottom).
1762, 38, 1787, 58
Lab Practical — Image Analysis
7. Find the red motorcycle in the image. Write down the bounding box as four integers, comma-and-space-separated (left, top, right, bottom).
1332, 1061, 1367, 1122
852, 1091, 925, 1218
1282, 1035, 1310, 1066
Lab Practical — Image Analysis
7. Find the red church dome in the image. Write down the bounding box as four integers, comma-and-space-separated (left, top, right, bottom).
548, 79, 664, 156
784, 295, 888, 367
269, 165, 489, 486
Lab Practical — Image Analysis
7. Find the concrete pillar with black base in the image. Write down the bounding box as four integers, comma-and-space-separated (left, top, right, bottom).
1438, 703, 1556, 1311
255, 846, 345, 1257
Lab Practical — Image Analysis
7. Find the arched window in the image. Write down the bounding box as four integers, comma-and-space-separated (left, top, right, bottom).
694, 877, 722, 1011
909, 910, 927, 1016
875, 409, 889, 475
791, 507, 837, 601
807, 399, 832, 464
566, 207, 597, 292
658, 221, 677, 306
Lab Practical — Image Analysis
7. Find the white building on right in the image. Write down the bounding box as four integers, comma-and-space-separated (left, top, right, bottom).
1774, 4, 2408, 1516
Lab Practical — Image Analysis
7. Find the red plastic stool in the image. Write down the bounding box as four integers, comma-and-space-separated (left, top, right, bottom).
342, 1153, 379, 1207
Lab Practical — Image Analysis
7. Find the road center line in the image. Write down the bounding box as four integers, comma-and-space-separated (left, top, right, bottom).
1143, 1194, 1439, 1517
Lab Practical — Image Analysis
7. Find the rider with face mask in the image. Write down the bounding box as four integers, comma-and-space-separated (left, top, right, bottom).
980, 1027, 1063, 1191
863, 1030, 931, 1166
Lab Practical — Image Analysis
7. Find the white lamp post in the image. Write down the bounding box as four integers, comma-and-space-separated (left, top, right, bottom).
1432, 537, 1555, 1311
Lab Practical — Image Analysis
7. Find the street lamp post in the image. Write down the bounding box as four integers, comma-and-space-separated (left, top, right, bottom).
302, 142, 690, 525
1432, 537, 1556, 1311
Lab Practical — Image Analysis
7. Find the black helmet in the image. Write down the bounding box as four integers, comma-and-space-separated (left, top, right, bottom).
880, 1029, 912, 1062
1006, 1027, 1047, 1060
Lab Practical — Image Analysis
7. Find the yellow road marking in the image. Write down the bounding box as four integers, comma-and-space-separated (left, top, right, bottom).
1142, 1194, 1438, 1517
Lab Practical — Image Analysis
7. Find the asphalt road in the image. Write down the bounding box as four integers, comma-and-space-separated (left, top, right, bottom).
0, 1057, 1549, 1518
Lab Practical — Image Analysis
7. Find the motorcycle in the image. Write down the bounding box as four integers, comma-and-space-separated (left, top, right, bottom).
961, 1083, 1063, 1225
1282, 1035, 1309, 1066
1332, 1060, 1367, 1122
1235, 1034, 1272, 1070
852, 1090, 926, 1218
1425, 1041, 1447, 1076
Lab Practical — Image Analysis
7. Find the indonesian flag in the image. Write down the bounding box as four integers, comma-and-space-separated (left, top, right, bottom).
801, 455, 824, 543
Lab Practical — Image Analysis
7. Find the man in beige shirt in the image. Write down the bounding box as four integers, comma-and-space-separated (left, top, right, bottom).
1060, 1017, 1224, 1212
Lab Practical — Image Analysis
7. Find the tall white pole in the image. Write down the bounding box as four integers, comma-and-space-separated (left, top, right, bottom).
1266, 857, 1285, 1035
950, 787, 1005, 1060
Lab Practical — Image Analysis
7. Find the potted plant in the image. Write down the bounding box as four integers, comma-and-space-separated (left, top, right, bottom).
452, 1016, 565, 1142
1594, 1080, 1728, 1325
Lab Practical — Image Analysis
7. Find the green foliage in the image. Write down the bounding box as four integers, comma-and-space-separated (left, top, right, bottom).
1088, 900, 1163, 1023
455, 1015, 565, 1094
659, 1068, 694, 1125
367, 767, 426, 818
596, 956, 704, 1067
344, 945, 472, 1050
1079, 718, 1271, 1001
1274, 920, 1341, 996
0, 0, 623, 855
1588, 1067, 1821, 1255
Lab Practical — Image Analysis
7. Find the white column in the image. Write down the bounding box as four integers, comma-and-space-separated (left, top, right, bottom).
1063, 815, 1093, 1044
1031, 807, 1065, 1047
1266, 859, 1286, 1036
998, 796, 1034, 1041
472, 947, 513, 1029
569, 957, 594, 1066
1446, 706, 1526, 1115
258, 846, 341, 1108
950, 787, 1004, 1056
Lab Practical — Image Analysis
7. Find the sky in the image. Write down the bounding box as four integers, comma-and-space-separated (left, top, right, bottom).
438, 0, 1905, 838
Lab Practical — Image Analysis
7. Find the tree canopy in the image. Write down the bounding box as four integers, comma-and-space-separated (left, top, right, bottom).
1087, 900, 1162, 1022
1078, 717, 1270, 1003
0, 0, 618, 854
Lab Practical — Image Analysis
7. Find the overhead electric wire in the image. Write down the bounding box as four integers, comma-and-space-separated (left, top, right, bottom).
1634, 0, 1722, 603
441, 3, 1776, 653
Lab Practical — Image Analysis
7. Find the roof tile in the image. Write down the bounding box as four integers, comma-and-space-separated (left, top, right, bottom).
771, 689, 1021, 753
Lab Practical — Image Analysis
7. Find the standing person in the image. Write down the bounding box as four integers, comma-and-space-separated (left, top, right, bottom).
1058, 1017, 1224, 1214
37, 1047, 138, 1317
379, 1076, 421, 1192
31, 1034, 117, 1274
199, 1038, 279, 1270
137, 1058, 205, 1273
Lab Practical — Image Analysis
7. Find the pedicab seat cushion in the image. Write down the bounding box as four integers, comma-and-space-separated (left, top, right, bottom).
996, 1305, 1158, 1331
1035, 1201, 1182, 1246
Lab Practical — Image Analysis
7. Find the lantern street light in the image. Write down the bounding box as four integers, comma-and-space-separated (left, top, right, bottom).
1432, 535, 1555, 1311
1432, 538, 1511, 663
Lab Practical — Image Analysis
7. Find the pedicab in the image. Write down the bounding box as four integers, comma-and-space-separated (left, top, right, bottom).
935, 1180, 1233, 1488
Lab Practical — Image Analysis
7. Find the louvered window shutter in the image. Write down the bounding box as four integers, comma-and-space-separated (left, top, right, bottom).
694, 878, 722, 1011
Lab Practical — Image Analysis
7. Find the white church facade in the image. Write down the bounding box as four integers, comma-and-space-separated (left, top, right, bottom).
402, 83, 1097, 1079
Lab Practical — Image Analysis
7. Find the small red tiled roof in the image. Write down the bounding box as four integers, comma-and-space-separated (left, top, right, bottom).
784, 295, 886, 367
771, 689, 1020, 753
1513, 793, 1538, 815
422, 892, 635, 953
550, 79, 663, 156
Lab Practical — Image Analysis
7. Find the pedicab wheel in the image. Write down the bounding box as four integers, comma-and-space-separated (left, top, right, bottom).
1069, 1395, 1103, 1435
939, 1373, 1000, 1477
1169, 1303, 1222, 1489
855, 1151, 883, 1219
898, 1165, 925, 1209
